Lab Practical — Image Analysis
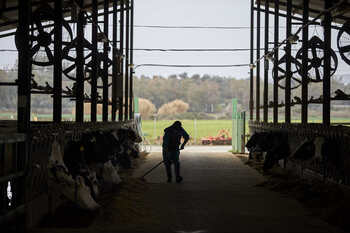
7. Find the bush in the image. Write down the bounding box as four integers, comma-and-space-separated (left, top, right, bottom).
157, 99, 189, 116
157, 112, 216, 120
139, 98, 156, 119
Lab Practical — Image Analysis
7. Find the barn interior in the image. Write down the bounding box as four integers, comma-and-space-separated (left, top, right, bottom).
0, 0, 350, 232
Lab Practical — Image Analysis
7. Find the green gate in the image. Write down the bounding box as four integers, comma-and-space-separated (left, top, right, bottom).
232, 98, 246, 153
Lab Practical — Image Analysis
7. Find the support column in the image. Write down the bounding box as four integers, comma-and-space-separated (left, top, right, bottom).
323, 1, 332, 125
112, 0, 118, 121
17, 3, 32, 133
285, 0, 292, 124
249, 0, 254, 121
256, 0, 261, 122
18, 1, 31, 226
301, 0, 309, 124
118, 0, 125, 121
129, 0, 134, 120
53, 0, 62, 123
263, 0, 269, 123
273, 0, 279, 124
76, 11, 85, 122
103, 0, 109, 122
17, 0, 31, 147
91, 0, 98, 122
125, 0, 130, 121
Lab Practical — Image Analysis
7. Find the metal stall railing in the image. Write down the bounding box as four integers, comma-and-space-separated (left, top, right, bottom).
0, 134, 27, 230
0, 0, 135, 230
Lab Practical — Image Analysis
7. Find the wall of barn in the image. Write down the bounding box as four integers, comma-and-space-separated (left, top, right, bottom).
249, 122, 350, 184
25, 121, 136, 227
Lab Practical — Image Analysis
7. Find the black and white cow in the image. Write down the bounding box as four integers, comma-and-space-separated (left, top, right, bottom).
48, 140, 100, 210
291, 137, 325, 162
246, 132, 271, 160
246, 131, 290, 171
291, 136, 342, 175
112, 127, 142, 169
48, 126, 143, 210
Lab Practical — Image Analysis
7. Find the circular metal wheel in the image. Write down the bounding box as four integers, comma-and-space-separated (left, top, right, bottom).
295, 36, 338, 83
272, 54, 303, 90
15, 4, 73, 66
86, 52, 113, 88
62, 38, 94, 81
337, 21, 350, 66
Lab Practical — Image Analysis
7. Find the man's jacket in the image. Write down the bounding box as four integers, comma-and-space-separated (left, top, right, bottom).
162, 126, 189, 151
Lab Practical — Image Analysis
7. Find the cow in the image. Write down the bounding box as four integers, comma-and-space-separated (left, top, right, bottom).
291, 137, 325, 162
246, 131, 290, 171
63, 130, 123, 193
58, 126, 142, 202
291, 136, 343, 181
112, 127, 142, 168
246, 132, 271, 160
48, 140, 100, 210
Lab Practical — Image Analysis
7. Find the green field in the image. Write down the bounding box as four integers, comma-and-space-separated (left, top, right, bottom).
140, 118, 350, 145
140, 119, 233, 144
1, 112, 349, 145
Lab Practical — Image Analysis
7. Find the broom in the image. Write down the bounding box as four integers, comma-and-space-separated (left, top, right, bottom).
139, 160, 164, 181
139, 148, 184, 181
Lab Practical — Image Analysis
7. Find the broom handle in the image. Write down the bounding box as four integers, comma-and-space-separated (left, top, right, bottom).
141, 160, 164, 178
141, 148, 184, 178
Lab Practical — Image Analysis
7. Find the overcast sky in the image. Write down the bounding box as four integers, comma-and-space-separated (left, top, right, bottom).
133, 0, 251, 78
0, 0, 349, 80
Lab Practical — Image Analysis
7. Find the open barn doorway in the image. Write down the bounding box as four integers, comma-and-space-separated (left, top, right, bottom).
132, 0, 251, 153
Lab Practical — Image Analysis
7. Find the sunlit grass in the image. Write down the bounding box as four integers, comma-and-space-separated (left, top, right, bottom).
141, 119, 233, 144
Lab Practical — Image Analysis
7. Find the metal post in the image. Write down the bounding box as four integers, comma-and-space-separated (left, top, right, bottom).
273, 0, 279, 124
124, 0, 130, 121
18, 0, 31, 228
263, 0, 269, 123
285, 0, 292, 124
302, 0, 309, 124
76, 11, 85, 122
118, 0, 125, 121
17, 0, 32, 127
129, 0, 134, 120
194, 118, 197, 144
241, 112, 246, 153
249, 0, 254, 121
112, 0, 118, 121
256, 0, 261, 122
102, 0, 109, 122
53, 0, 62, 122
153, 117, 157, 140
232, 98, 238, 152
323, 1, 332, 126
91, 0, 98, 122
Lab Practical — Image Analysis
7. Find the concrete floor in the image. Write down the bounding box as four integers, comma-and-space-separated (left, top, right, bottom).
149, 145, 233, 153
130, 151, 343, 233
34, 150, 344, 233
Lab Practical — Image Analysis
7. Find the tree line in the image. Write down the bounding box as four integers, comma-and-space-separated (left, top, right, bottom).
1, 68, 350, 119
134, 73, 350, 119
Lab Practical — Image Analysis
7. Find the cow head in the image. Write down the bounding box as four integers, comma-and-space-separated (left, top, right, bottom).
117, 127, 142, 143
261, 132, 289, 171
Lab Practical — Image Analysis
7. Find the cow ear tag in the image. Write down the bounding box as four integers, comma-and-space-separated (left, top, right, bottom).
80, 146, 84, 152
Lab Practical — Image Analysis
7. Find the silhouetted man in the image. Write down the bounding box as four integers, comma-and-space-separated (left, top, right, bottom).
162, 121, 189, 183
